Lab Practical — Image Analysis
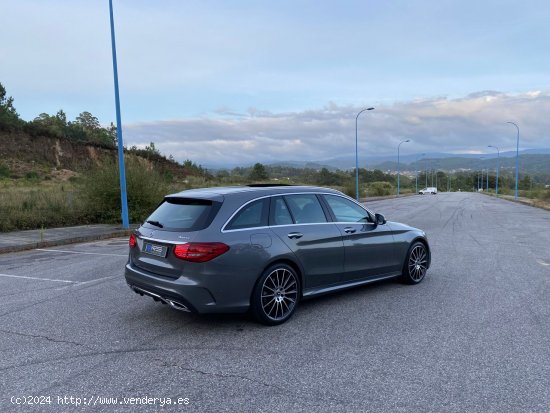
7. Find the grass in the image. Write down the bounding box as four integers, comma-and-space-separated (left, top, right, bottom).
0, 159, 179, 232
5, 165, 545, 232
0, 179, 87, 231
483, 187, 550, 211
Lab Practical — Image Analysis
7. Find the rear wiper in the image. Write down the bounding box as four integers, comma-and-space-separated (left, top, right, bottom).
146, 220, 164, 228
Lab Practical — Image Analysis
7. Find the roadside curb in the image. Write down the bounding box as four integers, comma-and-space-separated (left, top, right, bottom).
361, 193, 416, 202
0, 229, 135, 255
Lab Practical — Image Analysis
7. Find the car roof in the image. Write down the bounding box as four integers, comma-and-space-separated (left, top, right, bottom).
166, 185, 343, 201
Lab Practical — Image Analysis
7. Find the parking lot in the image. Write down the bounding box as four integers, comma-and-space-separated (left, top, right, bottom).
1, 192, 549, 412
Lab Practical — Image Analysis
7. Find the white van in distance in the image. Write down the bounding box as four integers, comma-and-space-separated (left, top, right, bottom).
419, 187, 437, 195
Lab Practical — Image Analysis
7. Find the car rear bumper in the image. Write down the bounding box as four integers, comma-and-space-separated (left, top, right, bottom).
124, 262, 249, 314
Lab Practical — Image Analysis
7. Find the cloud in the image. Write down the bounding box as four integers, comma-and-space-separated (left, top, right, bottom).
124, 90, 550, 167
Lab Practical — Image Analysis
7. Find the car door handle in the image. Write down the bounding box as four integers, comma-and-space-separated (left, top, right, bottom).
344, 227, 356, 234
287, 232, 303, 239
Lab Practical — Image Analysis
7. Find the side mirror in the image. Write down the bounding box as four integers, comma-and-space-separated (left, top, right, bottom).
375, 213, 386, 225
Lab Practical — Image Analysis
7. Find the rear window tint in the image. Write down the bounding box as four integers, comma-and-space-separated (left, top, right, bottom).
143, 198, 221, 231
226, 198, 269, 230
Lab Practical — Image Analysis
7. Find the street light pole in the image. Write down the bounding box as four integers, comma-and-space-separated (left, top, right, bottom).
479, 157, 484, 191
481, 168, 484, 191
506, 122, 520, 199
355, 107, 375, 201
425, 159, 428, 188
416, 153, 425, 194
397, 139, 410, 195
108, 0, 129, 229
488, 145, 500, 195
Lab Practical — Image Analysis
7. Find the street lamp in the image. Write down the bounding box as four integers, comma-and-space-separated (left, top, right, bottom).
355, 107, 375, 200
397, 139, 410, 195
425, 159, 428, 188
108, 0, 129, 229
479, 157, 484, 191
488, 145, 500, 195
415, 153, 425, 194
506, 122, 520, 199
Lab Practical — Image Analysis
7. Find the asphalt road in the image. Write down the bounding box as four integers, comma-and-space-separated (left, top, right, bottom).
1, 192, 549, 412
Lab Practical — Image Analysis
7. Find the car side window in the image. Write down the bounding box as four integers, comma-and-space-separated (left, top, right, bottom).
324, 195, 372, 223
226, 198, 269, 230
270, 197, 294, 225
284, 194, 327, 224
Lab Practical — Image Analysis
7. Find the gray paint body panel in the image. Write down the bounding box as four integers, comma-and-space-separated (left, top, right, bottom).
124, 186, 430, 314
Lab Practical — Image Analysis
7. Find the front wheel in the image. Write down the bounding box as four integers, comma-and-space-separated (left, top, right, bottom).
251, 264, 300, 325
402, 242, 428, 284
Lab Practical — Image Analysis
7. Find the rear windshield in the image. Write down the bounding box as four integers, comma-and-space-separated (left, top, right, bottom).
143, 198, 221, 231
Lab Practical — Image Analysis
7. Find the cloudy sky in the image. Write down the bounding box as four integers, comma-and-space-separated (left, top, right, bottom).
2, 0, 549, 166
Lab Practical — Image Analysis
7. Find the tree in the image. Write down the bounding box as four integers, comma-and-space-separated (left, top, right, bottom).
67, 112, 116, 146
519, 175, 532, 190
30, 112, 66, 138
317, 168, 336, 185
74, 111, 101, 130
144, 142, 161, 158
248, 163, 268, 181
0, 82, 21, 131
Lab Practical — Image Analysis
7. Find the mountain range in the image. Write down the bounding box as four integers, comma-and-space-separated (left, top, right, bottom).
206, 148, 550, 173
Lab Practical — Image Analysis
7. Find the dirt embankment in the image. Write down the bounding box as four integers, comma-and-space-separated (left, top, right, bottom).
0, 132, 189, 180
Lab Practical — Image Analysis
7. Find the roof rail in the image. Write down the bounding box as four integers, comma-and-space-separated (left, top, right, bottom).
246, 184, 294, 187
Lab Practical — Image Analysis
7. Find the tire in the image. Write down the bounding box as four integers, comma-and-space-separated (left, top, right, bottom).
401, 242, 428, 284
251, 263, 300, 326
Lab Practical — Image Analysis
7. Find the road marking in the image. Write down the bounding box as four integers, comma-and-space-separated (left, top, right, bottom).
537, 259, 550, 267
0, 273, 77, 284
78, 275, 118, 285
36, 249, 127, 257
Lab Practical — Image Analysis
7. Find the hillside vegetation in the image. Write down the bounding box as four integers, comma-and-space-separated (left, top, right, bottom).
1, 81, 548, 231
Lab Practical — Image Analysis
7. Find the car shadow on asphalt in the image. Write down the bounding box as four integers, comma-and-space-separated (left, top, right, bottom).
127, 277, 406, 330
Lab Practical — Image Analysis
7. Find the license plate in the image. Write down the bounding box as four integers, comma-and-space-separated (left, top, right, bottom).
142, 242, 168, 257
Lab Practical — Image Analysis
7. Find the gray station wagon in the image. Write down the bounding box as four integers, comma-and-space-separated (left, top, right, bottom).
125, 185, 430, 325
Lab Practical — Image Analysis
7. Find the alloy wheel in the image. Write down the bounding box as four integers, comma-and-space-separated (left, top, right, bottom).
408, 244, 428, 281
260, 268, 298, 321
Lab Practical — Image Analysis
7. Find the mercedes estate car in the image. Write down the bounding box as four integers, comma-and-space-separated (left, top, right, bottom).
125, 185, 430, 325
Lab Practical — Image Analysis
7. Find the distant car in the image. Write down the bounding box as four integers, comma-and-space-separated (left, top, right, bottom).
125, 185, 430, 325
419, 187, 437, 195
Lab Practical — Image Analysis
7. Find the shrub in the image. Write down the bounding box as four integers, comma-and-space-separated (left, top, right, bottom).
25, 171, 40, 181
0, 163, 9, 178
80, 158, 170, 224
367, 181, 393, 196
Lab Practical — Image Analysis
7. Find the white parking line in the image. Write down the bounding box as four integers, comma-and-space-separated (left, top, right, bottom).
36, 249, 127, 257
78, 275, 118, 285
0, 273, 77, 284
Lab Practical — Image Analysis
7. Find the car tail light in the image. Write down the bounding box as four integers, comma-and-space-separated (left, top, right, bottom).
129, 233, 137, 248
173, 242, 230, 263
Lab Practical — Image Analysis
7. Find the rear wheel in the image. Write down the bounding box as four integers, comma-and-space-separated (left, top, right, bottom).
402, 242, 428, 284
251, 264, 300, 325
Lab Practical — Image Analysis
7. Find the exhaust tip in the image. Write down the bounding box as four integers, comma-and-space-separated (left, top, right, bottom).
128, 284, 190, 312
165, 299, 190, 312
